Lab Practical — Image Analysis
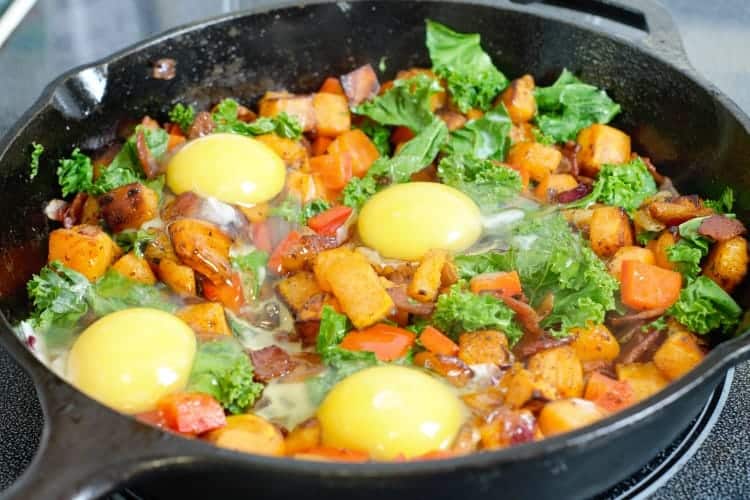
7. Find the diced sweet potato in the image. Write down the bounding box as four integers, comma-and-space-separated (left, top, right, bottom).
296, 293, 341, 322
285, 418, 321, 455
169, 219, 232, 286
437, 109, 467, 131
414, 351, 474, 387
48, 224, 118, 282
80, 196, 100, 225
528, 346, 584, 398
534, 173, 578, 203
458, 330, 511, 366
143, 228, 177, 265
276, 272, 323, 314
584, 371, 635, 413
576, 124, 631, 176
570, 324, 620, 362
285, 171, 319, 203
312, 93, 351, 137
510, 122, 534, 145
615, 362, 669, 402
507, 142, 562, 183
703, 236, 749, 293
205, 414, 285, 456
652, 230, 678, 271
238, 203, 269, 224
647, 196, 713, 226
589, 206, 634, 258
608, 246, 656, 280
313, 247, 394, 329
258, 93, 315, 132
538, 398, 605, 437
500, 364, 559, 409
255, 134, 309, 170
407, 249, 448, 303
111, 252, 157, 285
653, 329, 705, 380
327, 129, 380, 178
341, 64, 380, 106
499, 74, 536, 123
176, 302, 230, 336
157, 259, 196, 296
562, 207, 596, 234
98, 183, 158, 233
460, 387, 505, 415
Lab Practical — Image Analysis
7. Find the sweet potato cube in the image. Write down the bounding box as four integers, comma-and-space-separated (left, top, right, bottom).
576, 124, 631, 176
48, 224, 118, 282
458, 330, 510, 366
538, 398, 605, 437
98, 182, 159, 233
499, 74, 536, 123
407, 249, 448, 303
111, 252, 157, 285
258, 93, 315, 132
616, 362, 669, 402
312, 93, 351, 138
653, 330, 705, 380
285, 418, 321, 455
176, 302, 230, 336
703, 236, 749, 293
507, 142, 562, 183
157, 259, 196, 296
534, 173, 578, 203
589, 206, 634, 258
584, 371, 635, 413
276, 272, 324, 314
608, 246, 656, 281
570, 323, 620, 362
528, 346, 584, 398
255, 134, 309, 170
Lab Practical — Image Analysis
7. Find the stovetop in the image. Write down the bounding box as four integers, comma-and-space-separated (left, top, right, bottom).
0, 0, 749, 498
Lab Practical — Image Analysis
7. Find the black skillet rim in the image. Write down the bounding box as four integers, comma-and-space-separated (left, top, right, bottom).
1, 0, 750, 480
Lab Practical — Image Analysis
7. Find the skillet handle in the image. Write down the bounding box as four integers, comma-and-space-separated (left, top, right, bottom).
0, 329, 197, 500
508, 0, 692, 67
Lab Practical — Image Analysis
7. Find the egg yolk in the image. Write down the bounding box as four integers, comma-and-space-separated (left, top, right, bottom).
317, 365, 464, 459
67, 308, 196, 414
357, 182, 482, 261
166, 133, 286, 206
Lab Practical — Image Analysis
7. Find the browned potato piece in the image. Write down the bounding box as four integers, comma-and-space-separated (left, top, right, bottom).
205, 414, 285, 456
276, 272, 323, 314
157, 259, 196, 296
98, 183, 158, 233
507, 142, 562, 183
562, 207, 596, 234
111, 252, 157, 285
143, 228, 177, 266
296, 293, 341, 322
458, 330, 511, 366
703, 236, 749, 292
576, 124, 631, 176
258, 92, 315, 132
48, 224, 118, 282
500, 364, 559, 409
407, 249, 448, 303
608, 246, 656, 280
176, 302, 230, 336
647, 196, 713, 226
255, 134, 309, 170
653, 330, 705, 380
414, 352, 474, 388
538, 398, 605, 437
312, 93, 351, 137
616, 362, 669, 402
510, 122, 534, 145
534, 173, 578, 203
589, 206, 634, 258
313, 247, 394, 329
499, 74, 536, 123
528, 346, 584, 398
169, 218, 232, 286
80, 196, 100, 225
238, 203, 269, 224
284, 418, 321, 455
651, 230, 678, 271
570, 324, 620, 362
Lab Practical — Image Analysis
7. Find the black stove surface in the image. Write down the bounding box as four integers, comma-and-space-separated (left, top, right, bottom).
0, 1, 749, 498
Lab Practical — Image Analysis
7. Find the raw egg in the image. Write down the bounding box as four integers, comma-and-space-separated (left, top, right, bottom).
357, 182, 482, 261
317, 365, 464, 459
67, 308, 196, 414
166, 133, 286, 206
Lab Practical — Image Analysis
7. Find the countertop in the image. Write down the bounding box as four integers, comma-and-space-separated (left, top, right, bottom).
0, 0, 748, 498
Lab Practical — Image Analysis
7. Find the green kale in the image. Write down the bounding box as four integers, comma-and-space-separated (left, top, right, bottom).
212, 98, 302, 139
405, 317, 429, 335
425, 20, 508, 112
168, 103, 195, 133
454, 252, 513, 280
354, 74, 442, 132
270, 197, 331, 225
704, 187, 734, 214
301, 199, 331, 223
57, 148, 94, 197
187, 338, 264, 414
667, 217, 711, 281
668, 276, 742, 334
357, 120, 392, 157
437, 155, 522, 208
432, 284, 523, 344
114, 229, 155, 258
231, 250, 269, 298
534, 69, 621, 143
342, 118, 448, 208
566, 157, 657, 213
89, 270, 176, 317
637, 231, 660, 245
442, 103, 512, 161
29, 142, 44, 180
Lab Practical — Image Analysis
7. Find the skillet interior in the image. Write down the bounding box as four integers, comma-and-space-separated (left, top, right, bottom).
1, 1, 749, 498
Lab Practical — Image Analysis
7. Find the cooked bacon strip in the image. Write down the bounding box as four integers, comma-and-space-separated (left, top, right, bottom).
387, 285, 435, 316
63, 193, 88, 228
188, 111, 215, 139
557, 141, 580, 177
136, 128, 162, 179
280, 352, 325, 382
616, 328, 667, 364
698, 215, 746, 242
608, 308, 666, 327
340, 64, 380, 106
414, 352, 474, 387
556, 183, 592, 204
295, 321, 321, 348
249, 346, 297, 383
162, 191, 248, 239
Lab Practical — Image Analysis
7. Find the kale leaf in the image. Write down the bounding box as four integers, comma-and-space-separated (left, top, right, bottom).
668, 276, 742, 334
212, 98, 302, 139
89, 270, 176, 317
442, 103, 512, 161
566, 157, 657, 213
438, 155, 522, 208
114, 229, 156, 258
231, 250, 269, 298
704, 187, 734, 214
667, 217, 711, 282
168, 103, 195, 133
29, 142, 44, 180
354, 74, 442, 132
357, 120, 392, 157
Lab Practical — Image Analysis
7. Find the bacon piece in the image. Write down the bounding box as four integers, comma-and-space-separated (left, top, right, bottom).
608, 308, 666, 327
249, 346, 297, 383
136, 128, 162, 179
698, 215, 746, 242
188, 111, 215, 139
414, 352, 474, 387
280, 352, 325, 383
162, 191, 248, 239
386, 285, 435, 316
340, 64, 380, 106
295, 321, 321, 348
46, 193, 88, 228
280, 234, 340, 273
616, 328, 667, 364
556, 183, 592, 204
648, 195, 714, 226
557, 141, 580, 176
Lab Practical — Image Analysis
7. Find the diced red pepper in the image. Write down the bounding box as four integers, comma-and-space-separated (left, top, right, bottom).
157, 392, 227, 435
340, 324, 415, 361
307, 206, 353, 236
268, 230, 302, 275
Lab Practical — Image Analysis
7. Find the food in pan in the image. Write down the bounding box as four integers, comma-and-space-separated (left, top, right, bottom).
17, 20, 746, 461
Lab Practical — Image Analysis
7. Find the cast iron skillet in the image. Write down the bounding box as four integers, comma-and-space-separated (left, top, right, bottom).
1, 1, 750, 498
